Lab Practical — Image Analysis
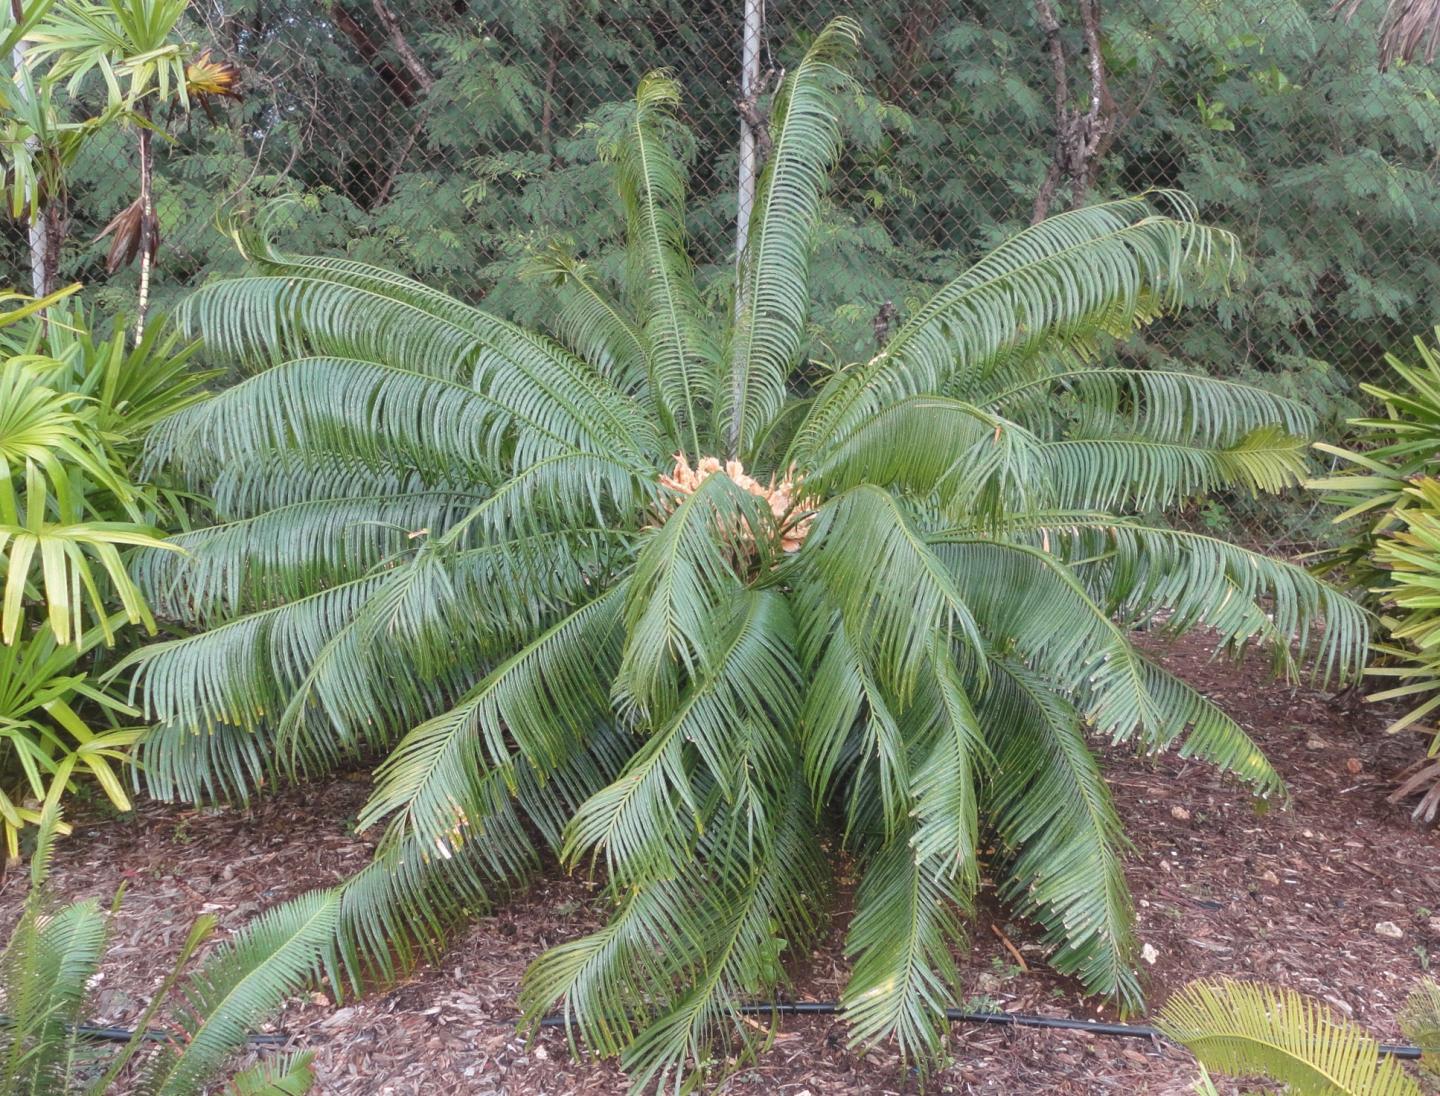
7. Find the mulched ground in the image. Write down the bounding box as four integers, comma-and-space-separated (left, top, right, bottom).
2, 630, 1437, 1095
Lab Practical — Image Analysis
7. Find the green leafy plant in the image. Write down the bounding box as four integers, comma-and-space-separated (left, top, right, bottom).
1160, 977, 1440, 1094
1311, 331, 1440, 822
0, 811, 329, 1094
0, 294, 209, 849
122, 18, 1364, 1087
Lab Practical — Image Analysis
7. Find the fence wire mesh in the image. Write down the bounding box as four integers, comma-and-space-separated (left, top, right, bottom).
5, 0, 1438, 548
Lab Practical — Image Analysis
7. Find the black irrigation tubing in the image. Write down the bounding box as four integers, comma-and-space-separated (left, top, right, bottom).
538, 1000, 1425, 1060
0, 1015, 287, 1047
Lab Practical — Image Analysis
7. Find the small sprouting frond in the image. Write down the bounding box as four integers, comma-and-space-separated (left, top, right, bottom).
134, 492, 486, 623
981, 657, 1140, 1008
1158, 978, 1423, 1096
227, 1051, 315, 1095
722, 16, 859, 458
982, 366, 1315, 446
801, 485, 984, 704
603, 71, 715, 453
1035, 426, 1310, 511
841, 829, 967, 1062
526, 245, 649, 396
137, 889, 340, 1096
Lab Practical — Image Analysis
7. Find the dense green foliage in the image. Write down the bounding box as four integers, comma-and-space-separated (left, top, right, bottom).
0, 299, 209, 853
5, 0, 1434, 444
119, 21, 1366, 1086
1311, 332, 1440, 821
0, 813, 326, 1094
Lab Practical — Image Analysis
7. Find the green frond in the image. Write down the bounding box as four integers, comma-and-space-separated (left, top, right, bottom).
1035, 426, 1310, 511
1010, 516, 1368, 684
204, 450, 456, 519
603, 71, 715, 454
801, 485, 984, 704
980, 657, 1139, 1007
526, 245, 649, 395
614, 473, 771, 715
227, 1052, 315, 1096
137, 888, 339, 1096
0, 897, 106, 1094
567, 591, 798, 885
136, 719, 279, 805
934, 537, 1283, 795
134, 492, 487, 623
984, 366, 1315, 445
178, 245, 657, 463
841, 829, 967, 1062
802, 395, 1041, 513
1158, 979, 1422, 1096
1400, 978, 1440, 1073
793, 192, 1241, 454
722, 16, 859, 458
360, 586, 624, 850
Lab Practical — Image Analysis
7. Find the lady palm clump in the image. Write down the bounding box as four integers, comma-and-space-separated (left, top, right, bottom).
122, 18, 1364, 1088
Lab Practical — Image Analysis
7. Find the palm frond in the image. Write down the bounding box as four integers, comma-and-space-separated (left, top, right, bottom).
722, 17, 858, 458
137, 888, 339, 1096
602, 71, 715, 454
841, 829, 967, 1061
1034, 426, 1309, 511
981, 656, 1140, 1007
227, 1051, 315, 1096
1158, 978, 1422, 1095
793, 192, 1241, 454
525, 245, 649, 396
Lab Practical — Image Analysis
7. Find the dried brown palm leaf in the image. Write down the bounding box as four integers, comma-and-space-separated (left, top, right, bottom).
1333, 0, 1440, 70
1389, 755, 1440, 823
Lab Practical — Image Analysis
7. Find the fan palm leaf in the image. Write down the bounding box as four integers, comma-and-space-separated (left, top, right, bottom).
126, 17, 1363, 1088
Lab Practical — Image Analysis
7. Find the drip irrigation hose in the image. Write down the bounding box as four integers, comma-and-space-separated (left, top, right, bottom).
538, 1000, 1424, 1060
9, 1001, 1423, 1060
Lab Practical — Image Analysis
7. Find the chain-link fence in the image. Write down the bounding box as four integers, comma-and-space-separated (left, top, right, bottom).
6, 0, 1438, 547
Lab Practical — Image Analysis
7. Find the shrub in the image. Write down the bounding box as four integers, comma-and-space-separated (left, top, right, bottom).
124, 18, 1363, 1086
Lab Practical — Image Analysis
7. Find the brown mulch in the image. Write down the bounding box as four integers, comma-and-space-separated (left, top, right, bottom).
2, 632, 1437, 1094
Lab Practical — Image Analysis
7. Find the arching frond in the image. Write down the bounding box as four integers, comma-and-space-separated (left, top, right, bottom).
1002, 515, 1368, 683
359, 587, 624, 850
721, 17, 858, 458
134, 492, 486, 623
603, 71, 715, 454
841, 828, 968, 1061
1159, 979, 1423, 1096
567, 591, 798, 885
1034, 426, 1309, 511
934, 538, 1283, 794
983, 366, 1315, 445
178, 244, 657, 464
526, 245, 649, 396
136, 889, 339, 1096
792, 193, 1240, 455
981, 656, 1139, 1007
802, 485, 984, 703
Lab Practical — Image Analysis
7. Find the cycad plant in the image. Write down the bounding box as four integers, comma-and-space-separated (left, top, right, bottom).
123, 19, 1364, 1087
1159, 977, 1440, 1094
0, 812, 328, 1095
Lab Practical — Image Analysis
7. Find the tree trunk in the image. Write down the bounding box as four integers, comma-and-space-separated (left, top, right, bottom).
133, 116, 155, 342
9, 0, 52, 297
